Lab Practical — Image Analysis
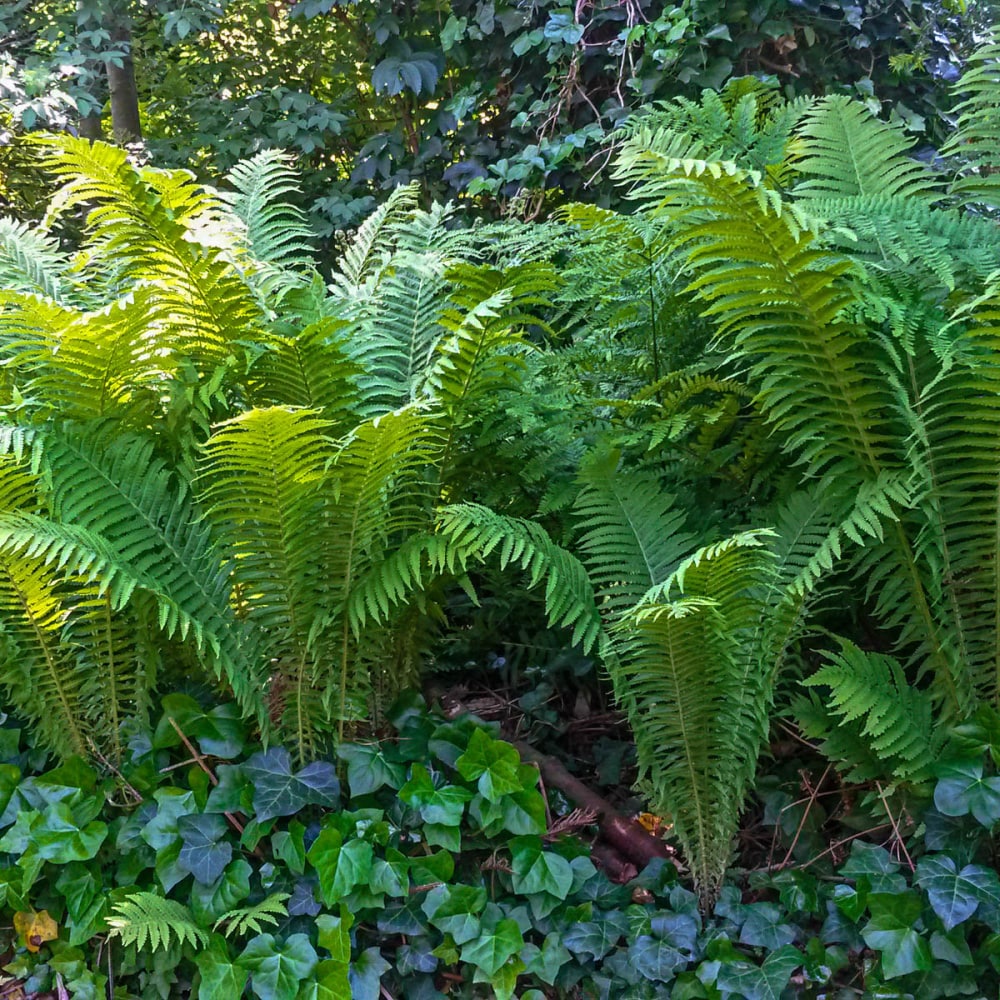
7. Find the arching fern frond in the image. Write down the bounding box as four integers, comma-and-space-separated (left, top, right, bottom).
0, 217, 72, 302
800, 639, 940, 782
942, 34, 1000, 209
793, 96, 941, 202
220, 150, 315, 271
107, 892, 208, 952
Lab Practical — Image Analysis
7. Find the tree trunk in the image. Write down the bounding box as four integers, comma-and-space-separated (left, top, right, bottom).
78, 112, 104, 140
106, 13, 141, 141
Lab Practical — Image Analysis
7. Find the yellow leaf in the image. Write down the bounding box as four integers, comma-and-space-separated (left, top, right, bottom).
13, 909, 58, 952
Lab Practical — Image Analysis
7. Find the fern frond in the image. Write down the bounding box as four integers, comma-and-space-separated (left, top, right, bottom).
436, 503, 603, 653
614, 149, 894, 482
942, 35, 1000, 208
573, 450, 695, 619
611, 530, 776, 904
0, 217, 72, 301
214, 892, 290, 937
107, 892, 208, 952
793, 96, 941, 202
801, 639, 939, 781
220, 150, 314, 271
334, 182, 420, 289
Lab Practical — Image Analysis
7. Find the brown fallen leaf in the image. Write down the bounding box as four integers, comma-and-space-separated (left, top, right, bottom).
12, 910, 58, 953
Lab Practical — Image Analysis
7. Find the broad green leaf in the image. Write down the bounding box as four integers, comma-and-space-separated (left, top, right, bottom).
316, 908, 353, 962
298, 959, 351, 1000
474, 956, 524, 1000
336, 744, 405, 796
525, 932, 571, 985
629, 935, 686, 981
33, 803, 107, 862
563, 911, 630, 960
238, 933, 318, 1000
196, 936, 248, 1000
399, 765, 472, 826
154, 694, 247, 758
422, 884, 487, 944
510, 837, 573, 899
348, 947, 390, 1000
455, 729, 524, 801
738, 902, 798, 950
934, 758, 1000, 827
460, 919, 524, 976
140, 788, 197, 850
716, 946, 804, 1000
177, 813, 232, 885
272, 822, 307, 876
191, 859, 252, 924
245, 749, 340, 822
369, 852, 407, 897
916, 854, 1000, 929
861, 892, 933, 979
307, 828, 373, 906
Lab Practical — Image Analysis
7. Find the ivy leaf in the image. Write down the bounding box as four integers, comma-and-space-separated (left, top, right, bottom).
739, 902, 798, 949
861, 892, 933, 979
154, 694, 246, 758
839, 841, 905, 894
300, 959, 351, 1000
455, 729, 524, 801
271, 821, 306, 876
191, 859, 252, 924
316, 908, 353, 963
238, 932, 318, 1000
510, 837, 573, 899
307, 827, 374, 906
915, 855, 1000, 930
140, 788, 196, 850
33, 804, 107, 862
935, 758, 1000, 827
13, 909, 58, 952
629, 935, 686, 981
422, 884, 487, 944
177, 813, 232, 885
336, 744, 404, 796
244, 749, 339, 822
525, 932, 571, 985
716, 946, 803, 1000
563, 911, 630, 960
399, 765, 472, 826
369, 852, 407, 897
349, 947, 390, 1000
196, 936, 249, 1000
460, 919, 524, 976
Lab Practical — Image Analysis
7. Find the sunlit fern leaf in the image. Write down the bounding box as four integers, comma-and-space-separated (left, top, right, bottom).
612, 530, 776, 905
220, 150, 315, 271
613, 150, 895, 484
334, 181, 420, 290
435, 503, 603, 653
107, 893, 208, 952
942, 34, 1000, 209
793, 96, 941, 202
214, 892, 290, 937
38, 136, 264, 367
6, 288, 170, 424
573, 450, 695, 620
0, 217, 72, 302
801, 639, 939, 781
247, 319, 363, 432
34, 424, 264, 721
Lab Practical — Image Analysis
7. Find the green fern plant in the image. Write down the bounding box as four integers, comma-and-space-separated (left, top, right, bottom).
107, 892, 209, 952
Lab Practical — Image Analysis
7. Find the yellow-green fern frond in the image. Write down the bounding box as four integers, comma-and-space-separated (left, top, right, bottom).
107, 892, 208, 952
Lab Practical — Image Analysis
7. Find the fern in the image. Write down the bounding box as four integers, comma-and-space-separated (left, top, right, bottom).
0, 217, 72, 301
214, 892, 290, 937
800, 640, 940, 782
942, 34, 1000, 209
220, 150, 314, 272
107, 892, 208, 952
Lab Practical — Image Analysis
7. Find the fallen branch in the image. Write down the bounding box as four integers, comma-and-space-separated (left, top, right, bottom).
513, 740, 675, 870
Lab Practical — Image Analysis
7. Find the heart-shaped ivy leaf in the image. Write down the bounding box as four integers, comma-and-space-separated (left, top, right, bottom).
915, 854, 1000, 929
510, 837, 573, 900
460, 919, 524, 976
715, 945, 804, 1000
455, 729, 524, 802
934, 758, 1000, 828
244, 749, 340, 822
177, 813, 232, 885
238, 932, 318, 1000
